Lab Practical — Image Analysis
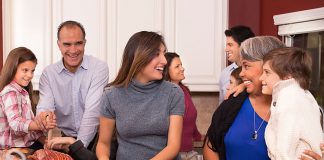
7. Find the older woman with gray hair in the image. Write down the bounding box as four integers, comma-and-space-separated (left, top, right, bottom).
203, 36, 285, 160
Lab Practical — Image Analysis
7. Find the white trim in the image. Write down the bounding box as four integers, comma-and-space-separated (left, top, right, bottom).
52, 0, 63, 62
163, 0, 176, 51
2, 0, 13, 60
284, 36, 293, 47
107, 0, 118, 81
278, 19, 324, 36
33, 0, 53, 90
98, 0, 108, 61
221, 0, 229, 70
274, 7, 324, 25
274, 7, 324, 36
44, 0, 53, 66
188, 84, 219, 92
154, 0, 164, 33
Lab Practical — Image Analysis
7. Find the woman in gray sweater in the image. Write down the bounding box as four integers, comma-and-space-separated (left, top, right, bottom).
96, 31, 185, 160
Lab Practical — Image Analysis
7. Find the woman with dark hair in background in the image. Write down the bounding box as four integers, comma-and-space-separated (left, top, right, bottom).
164, 52, 202, 160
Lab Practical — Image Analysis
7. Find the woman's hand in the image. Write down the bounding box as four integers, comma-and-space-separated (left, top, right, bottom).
224, 83, 245, 100
300, 150, 321, 160
299, 144, 324, 160
46, 137, 76, 152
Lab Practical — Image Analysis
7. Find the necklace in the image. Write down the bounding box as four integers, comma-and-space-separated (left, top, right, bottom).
252, 109, 270, 140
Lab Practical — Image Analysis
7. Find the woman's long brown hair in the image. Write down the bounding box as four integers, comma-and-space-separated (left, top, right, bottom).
108, 31, 166, 87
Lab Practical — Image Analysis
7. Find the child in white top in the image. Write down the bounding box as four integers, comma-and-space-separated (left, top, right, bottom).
259, 47, 322, 159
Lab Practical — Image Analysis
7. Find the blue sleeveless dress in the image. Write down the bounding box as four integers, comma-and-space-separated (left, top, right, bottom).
224, 98, 270, 160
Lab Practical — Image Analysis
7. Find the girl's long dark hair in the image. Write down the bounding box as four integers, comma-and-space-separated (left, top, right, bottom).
0, 47, 38, 112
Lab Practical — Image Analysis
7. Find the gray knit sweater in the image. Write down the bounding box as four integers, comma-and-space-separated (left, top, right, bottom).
100, 79, 185, 160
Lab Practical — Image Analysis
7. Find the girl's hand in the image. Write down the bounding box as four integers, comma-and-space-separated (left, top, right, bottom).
35, 112, 56, 131
34, 112, 48, 131
45, 113, 57, 130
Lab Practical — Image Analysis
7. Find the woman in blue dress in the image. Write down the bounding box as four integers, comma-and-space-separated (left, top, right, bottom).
203, 36, 285, 160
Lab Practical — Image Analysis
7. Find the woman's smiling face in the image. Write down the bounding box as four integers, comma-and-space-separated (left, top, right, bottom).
135, 44, 167, 84
239, 59, 264, 95
168, 57, 185, 84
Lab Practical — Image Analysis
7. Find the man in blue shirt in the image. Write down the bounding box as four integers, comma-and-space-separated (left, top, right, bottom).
36, 20, 109, 150
218, 25, 254, 104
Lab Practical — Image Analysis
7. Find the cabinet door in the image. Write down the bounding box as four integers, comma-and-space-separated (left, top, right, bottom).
163, 0, 227, 91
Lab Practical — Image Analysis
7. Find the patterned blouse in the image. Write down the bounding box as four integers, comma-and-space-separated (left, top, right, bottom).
0, 81, 43, 149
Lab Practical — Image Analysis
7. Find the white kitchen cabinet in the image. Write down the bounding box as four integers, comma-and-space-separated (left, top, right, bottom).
3, 0, 228, 91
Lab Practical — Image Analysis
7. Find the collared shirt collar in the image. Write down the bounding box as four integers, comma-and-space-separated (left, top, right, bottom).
229, 62, 238, 71
56, 56, 88, 73
10, 81, 28, 94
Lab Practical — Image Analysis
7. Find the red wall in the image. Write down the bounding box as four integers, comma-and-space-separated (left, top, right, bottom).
229, 0, 324, 36
228, 0, 261, 35
261, 0, 324, 36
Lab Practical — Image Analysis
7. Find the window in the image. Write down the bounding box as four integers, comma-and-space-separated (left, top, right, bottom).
292, 32, 324, 106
